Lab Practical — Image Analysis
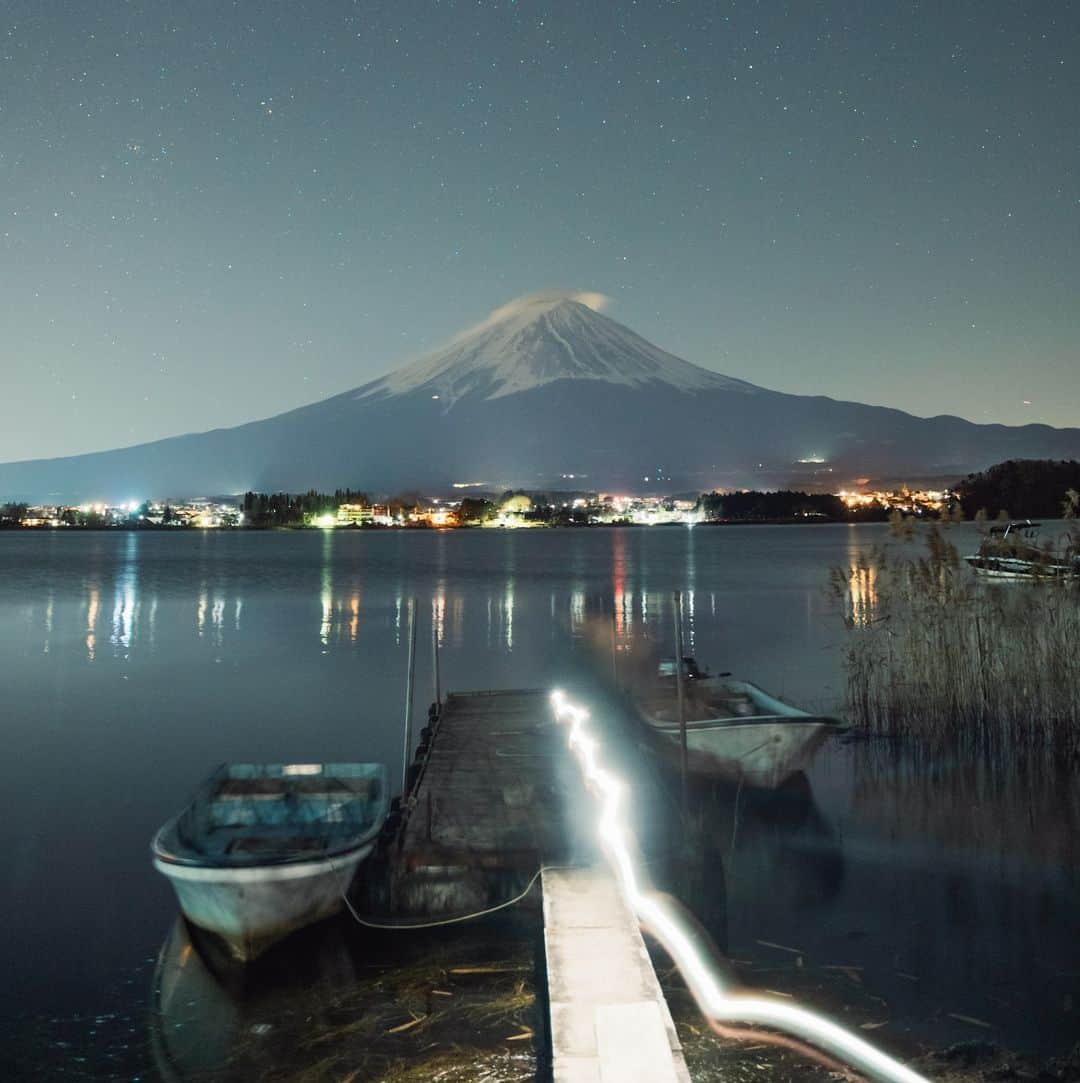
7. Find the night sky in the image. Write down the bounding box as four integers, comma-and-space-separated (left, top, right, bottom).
3, 1, 1078, 462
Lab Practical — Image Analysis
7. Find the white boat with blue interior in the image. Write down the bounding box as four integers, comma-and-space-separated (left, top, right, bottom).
152, 762, 387, 961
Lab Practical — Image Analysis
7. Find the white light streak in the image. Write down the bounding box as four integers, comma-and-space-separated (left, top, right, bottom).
550, 690, 928, 1083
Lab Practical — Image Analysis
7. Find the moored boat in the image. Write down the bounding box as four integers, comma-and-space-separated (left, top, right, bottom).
152, 762, 388, 961
963, 521, 1079, 580
636, 659, 843, 789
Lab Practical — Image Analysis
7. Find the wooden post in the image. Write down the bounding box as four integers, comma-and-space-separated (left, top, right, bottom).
401, 597, 418, 798
672, 590, 689, 817
610, 602, 619, 687
431, 611, 442, 709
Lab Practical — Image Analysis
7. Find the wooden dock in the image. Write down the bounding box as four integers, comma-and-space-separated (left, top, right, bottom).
391, 687, 690, 1081
391, 688, 579, 915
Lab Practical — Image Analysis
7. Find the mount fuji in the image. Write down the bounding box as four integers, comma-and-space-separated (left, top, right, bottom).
357, 290, 754, 405
3, 289, 1079, 501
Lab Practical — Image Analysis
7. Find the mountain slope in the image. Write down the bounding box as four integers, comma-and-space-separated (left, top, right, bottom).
357, 290, 756, 405
2, 291, 1079, 501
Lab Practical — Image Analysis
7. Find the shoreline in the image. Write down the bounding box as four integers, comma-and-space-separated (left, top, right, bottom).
0, 516, 902, 534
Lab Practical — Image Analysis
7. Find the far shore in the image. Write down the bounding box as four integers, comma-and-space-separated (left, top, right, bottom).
0, 516, 914, 534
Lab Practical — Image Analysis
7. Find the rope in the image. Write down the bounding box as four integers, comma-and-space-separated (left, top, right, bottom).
336, 862, 582, 931
728, 774, 745, 858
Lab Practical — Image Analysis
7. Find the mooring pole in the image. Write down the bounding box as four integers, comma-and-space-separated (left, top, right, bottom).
401, 597, 418, 798
610, 601, 619, 688
431, 609, 441, 709
672, 589, 689, 817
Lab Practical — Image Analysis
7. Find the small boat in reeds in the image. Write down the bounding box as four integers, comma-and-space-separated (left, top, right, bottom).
636, 658, 843, 789
152, 762, 388, 961
964, 521, 1079, 580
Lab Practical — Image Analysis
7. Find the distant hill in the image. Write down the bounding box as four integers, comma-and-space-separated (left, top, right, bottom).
3, 289, 1080, 502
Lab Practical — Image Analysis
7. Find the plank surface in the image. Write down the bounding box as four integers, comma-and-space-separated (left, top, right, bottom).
392, 689, 575, 912
543, 867, 691, 1083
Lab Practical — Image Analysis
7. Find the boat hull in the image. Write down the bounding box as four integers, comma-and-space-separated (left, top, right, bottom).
964, 555, 1077, 581
636, 676, 841, 789
153, 844, 372, 961
643, 717, 836, 789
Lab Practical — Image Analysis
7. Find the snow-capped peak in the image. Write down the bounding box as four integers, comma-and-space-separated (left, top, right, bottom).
357, 289, 757, 406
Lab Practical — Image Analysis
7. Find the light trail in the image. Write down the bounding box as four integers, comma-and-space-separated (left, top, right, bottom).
550, 689, 928, 1083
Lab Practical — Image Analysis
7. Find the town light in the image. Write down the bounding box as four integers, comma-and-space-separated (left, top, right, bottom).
549, 690, 927, 1083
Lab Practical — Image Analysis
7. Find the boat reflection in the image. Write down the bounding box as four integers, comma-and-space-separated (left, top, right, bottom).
150, 908, 542, 1082
649, 771, 844, 956
718, 772, 844, 911
150, 917, 364, 1081
151, 920, 239, 1080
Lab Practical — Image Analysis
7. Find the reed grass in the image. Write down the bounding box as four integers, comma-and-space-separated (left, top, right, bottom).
829, 525, 1080, 757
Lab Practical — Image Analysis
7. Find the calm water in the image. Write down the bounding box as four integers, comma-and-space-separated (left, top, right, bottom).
1, 525, 1077, 1078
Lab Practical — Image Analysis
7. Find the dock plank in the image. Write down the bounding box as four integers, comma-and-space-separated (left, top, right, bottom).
543, 867, 691, 1083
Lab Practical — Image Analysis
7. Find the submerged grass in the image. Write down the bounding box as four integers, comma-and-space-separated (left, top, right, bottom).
829, 524, 1080, 757
203, 924, 539, 1083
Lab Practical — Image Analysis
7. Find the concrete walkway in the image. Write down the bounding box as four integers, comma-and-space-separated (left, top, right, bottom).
543, 867, 692, 1083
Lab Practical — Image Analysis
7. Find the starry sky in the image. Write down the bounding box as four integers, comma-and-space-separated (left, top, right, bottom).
3, 0, 1078, 462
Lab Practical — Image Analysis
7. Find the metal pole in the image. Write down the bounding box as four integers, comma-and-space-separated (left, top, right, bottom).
401, 597, 418, 797
431, 609, 441, 709
672, 590, 689, 817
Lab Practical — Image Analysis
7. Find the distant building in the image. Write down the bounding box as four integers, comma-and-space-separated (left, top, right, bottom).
501, 494, 532, 515
428, 508, 458, 528
408, 507, 459, 528
337, 503, 374, 526
21, 506, 62, 527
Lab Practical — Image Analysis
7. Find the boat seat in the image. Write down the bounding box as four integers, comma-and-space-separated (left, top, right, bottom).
225, 833, 333, 855
216, 777, 371, 798
208, 795, 368, 829
189, 818, 362, 858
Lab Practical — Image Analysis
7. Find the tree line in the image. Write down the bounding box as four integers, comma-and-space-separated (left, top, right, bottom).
955, 460, 1080, 520
241, 489, 371, 527
699, 490, 887, 522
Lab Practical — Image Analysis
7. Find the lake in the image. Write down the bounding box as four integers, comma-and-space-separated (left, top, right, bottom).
1, 524, 1077, 1079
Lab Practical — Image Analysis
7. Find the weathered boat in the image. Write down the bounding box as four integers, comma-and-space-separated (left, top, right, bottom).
636, 659, 843, 789
963, 520, 1079, 580
152, 762, 388, 961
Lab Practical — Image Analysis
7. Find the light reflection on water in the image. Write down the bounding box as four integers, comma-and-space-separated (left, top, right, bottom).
85, 581, 100, 661
845, 561, 880, 627
841, 528, 882, 627
0, 524, 1076, 1077
34, 535, 761, 671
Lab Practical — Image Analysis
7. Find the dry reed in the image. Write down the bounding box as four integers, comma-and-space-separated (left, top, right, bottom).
829, 525, 1080, 758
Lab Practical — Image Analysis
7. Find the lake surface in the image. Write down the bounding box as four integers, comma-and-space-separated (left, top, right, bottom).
1, 524, 1077, 1079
